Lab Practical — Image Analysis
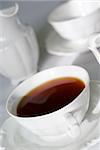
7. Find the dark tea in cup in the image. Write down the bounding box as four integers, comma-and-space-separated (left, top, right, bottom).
17, 77, 85, 117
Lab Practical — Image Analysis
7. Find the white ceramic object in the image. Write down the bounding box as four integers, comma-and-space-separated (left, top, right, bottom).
1, 81, 100, 149
0, 3, 39, 85
46, 30, 89, 56
6, 66, 90, 139
48, 0, 100, 40
88, 33, 100, 64
46, 29, 100, 65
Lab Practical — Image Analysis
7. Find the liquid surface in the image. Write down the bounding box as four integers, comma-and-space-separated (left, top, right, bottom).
17, 77, 85, 117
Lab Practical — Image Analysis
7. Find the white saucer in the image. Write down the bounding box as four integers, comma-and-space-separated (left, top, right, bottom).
46, 30, 89, 56
0, 81, 100, 150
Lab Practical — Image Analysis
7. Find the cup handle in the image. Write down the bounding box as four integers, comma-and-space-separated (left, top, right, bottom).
88, 33, 100, 64
92, 80, 100, 115
63, 112, 81, 138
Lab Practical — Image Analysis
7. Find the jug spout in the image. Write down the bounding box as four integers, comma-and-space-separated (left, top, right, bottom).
0, 3, 19, 18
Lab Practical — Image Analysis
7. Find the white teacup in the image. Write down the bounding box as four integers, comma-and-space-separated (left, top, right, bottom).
48, 0, 100, 40
6, 66, 90, 140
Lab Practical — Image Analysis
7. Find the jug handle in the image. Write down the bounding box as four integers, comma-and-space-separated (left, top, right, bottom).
88, 33, 100, 64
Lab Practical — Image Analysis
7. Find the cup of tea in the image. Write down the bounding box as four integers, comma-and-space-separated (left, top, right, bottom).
6, 66, 90, 141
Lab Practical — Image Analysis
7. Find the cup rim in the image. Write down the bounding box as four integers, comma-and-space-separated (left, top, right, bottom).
6, 65, 90, 120
48, 2, 100, 24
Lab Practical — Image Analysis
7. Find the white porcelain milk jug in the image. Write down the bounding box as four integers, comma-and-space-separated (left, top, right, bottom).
0, 3, 39, 85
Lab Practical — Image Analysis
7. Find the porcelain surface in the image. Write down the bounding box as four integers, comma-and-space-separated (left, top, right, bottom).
89, 33, 100, 64
0, 3, 39, 84
48, 1, 100, 40
6, 66, 90, 139
0, 81, 100, 150
46, 30, 89, 56
46, 29, 100, 65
